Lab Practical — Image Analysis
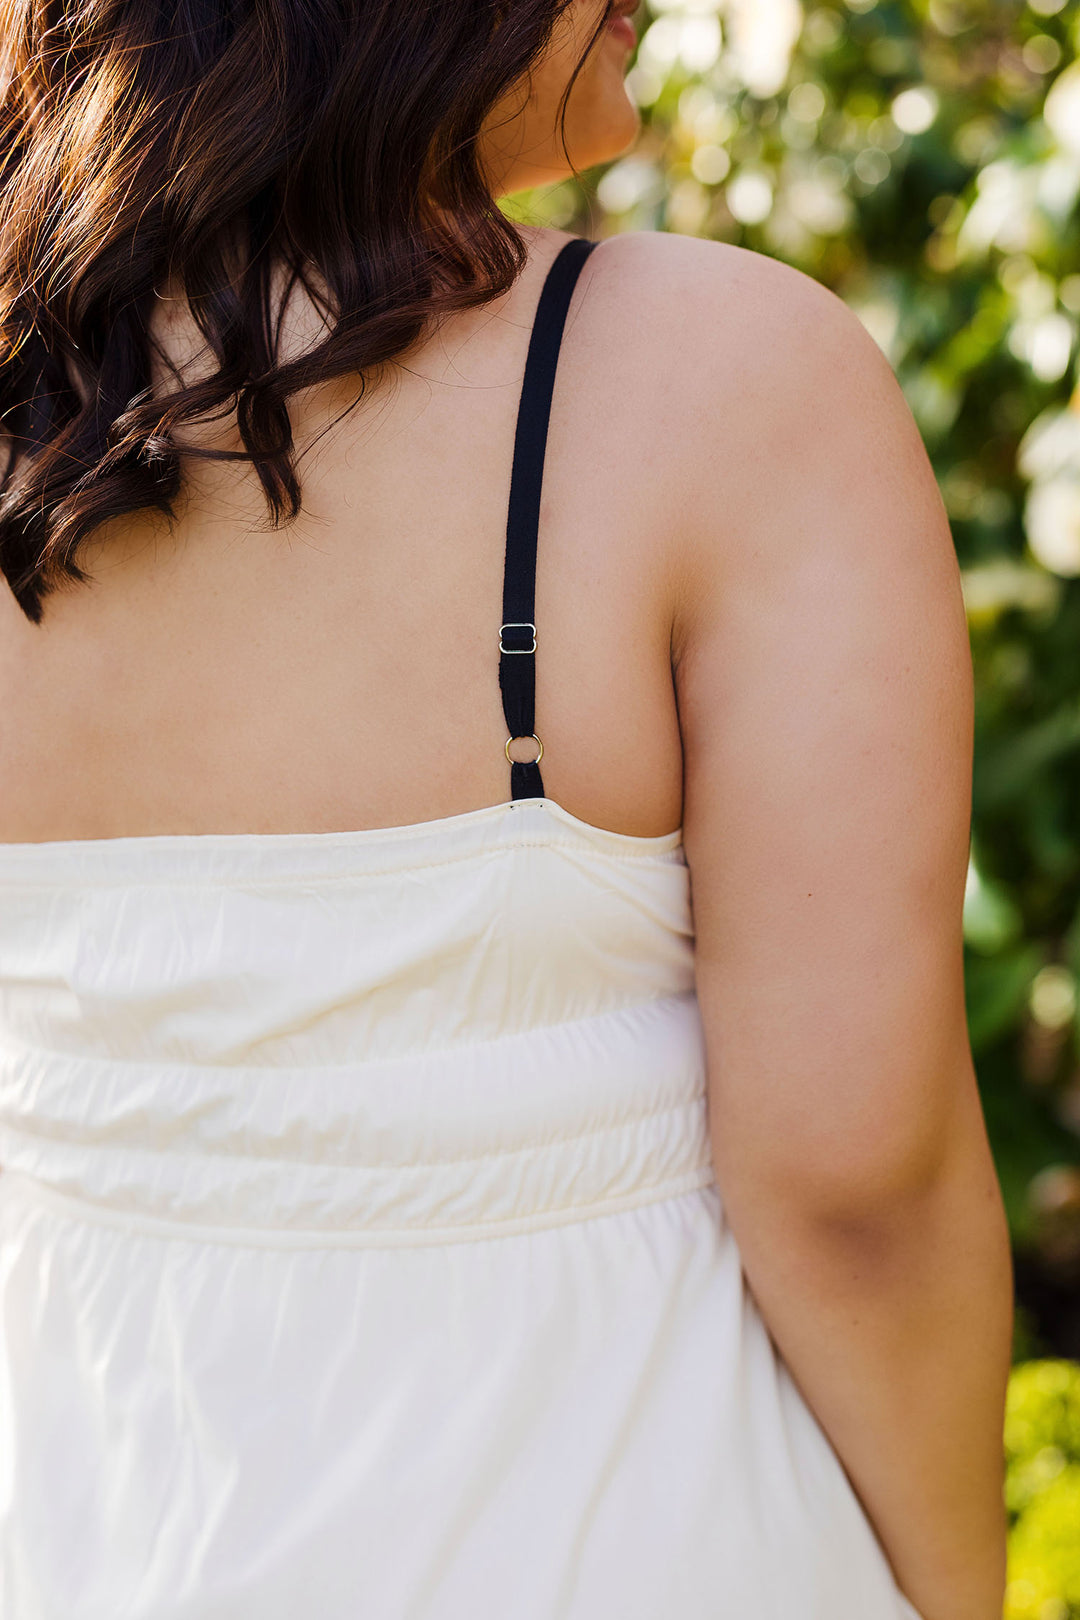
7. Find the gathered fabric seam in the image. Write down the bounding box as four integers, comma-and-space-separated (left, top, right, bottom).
0, 990, 701, 1075
0, 1094, 708, 1175
0, 1164, 719, 1250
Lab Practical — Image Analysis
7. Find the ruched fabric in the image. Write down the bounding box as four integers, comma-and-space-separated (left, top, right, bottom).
0, 797, 924, 1619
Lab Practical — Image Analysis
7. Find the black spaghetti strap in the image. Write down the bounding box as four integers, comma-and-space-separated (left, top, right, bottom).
500, 237, 597, 801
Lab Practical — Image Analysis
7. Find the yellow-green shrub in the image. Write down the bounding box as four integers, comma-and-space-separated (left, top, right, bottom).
1005, 1362, 1080, 1620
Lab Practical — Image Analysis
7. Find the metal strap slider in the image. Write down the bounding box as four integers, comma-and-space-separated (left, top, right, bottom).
506, 734, 543, 766
499, 622, 537, 655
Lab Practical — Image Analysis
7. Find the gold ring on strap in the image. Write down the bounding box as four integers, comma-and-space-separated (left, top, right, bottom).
505, 734, 543, 766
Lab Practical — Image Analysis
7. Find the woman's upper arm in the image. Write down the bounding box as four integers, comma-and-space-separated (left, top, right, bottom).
670, 252, 976, 1221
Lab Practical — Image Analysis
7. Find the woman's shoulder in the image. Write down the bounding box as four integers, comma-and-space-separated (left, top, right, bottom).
578, 228, 947, 585
580, 228, 895, 416
586, 223, 811, 298
582, 228, 848, 324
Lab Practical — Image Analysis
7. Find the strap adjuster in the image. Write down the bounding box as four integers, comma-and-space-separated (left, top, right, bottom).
506, 733, 543, 766
499, 622, 537, 655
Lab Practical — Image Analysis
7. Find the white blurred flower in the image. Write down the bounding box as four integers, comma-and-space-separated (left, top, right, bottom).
1044, 60, 1080, 158
679, 85, 738, 143
691, 144, 732, 184
639, 16, 685, 69
666, 177, 712, 234
1008, 263, 1057, 318
1024, 474, 1080, 576
597, 157, 664, 215
726, 169, 774, 223
1017, 405, 1080, 482
1019, 405, 1080, 577
961, 559, 1060, 623
1031, 313, 1075, 381
787, 82, 827, 123
890, 86, 939, 134
1008, 311, 1075, 381
1030, 965, 1077, 1030
957, 161, 1042, 257
1037, 154, 1080, 220
849, 294, 901, 359
680, 16, 723, 71
724, 0, 803, 97
785, 174, 853, 234
762, 202, 815, 258
625, 64, 664, 106
639, 12, 722, 74
999, 252, 1041, 298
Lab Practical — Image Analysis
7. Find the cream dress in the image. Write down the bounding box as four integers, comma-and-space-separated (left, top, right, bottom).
0, 799, 924, 1620
0, 242, 926, 1619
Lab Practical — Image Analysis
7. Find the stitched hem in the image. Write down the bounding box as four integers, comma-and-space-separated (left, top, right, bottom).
0, 800, 685, 887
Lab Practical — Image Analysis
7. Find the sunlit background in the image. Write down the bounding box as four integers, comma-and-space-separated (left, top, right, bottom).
504, 0, 1080, 1610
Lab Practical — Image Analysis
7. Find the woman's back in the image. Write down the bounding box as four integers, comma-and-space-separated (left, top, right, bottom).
0, 225, 697, 844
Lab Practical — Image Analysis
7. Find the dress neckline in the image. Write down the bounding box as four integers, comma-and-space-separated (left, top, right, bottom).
0, 797, 683, 862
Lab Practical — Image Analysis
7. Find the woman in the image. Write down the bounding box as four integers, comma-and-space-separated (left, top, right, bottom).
0, 3, 1012, 1618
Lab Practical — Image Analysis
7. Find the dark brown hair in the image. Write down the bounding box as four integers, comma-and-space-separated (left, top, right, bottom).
0, 0, 608, 621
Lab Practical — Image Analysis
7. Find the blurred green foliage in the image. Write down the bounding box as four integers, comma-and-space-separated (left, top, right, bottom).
507, 0, 1080, 1356
1005, 1360, 1080, 1617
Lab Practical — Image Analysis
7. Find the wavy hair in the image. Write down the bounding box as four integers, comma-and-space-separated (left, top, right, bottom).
0, 0, 608, 621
